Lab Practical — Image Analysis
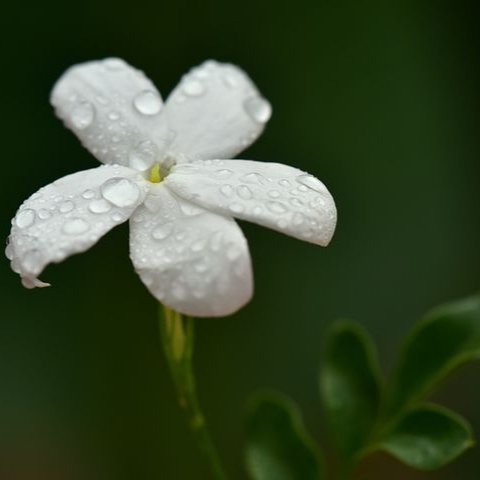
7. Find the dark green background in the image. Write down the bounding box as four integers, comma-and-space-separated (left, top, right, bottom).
1, 1, 479, 479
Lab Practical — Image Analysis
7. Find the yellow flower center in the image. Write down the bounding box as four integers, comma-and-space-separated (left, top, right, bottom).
149, 163, 162, 183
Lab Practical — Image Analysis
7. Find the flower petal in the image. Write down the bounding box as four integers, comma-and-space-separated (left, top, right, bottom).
165, 160, 337, 246
165, 60, 271, 161
6, 165, 149, 288
129, 184, 253, 317
51, 58, 171, 169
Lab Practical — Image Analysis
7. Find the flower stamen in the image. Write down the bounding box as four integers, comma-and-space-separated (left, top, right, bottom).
149, 163, 162, 183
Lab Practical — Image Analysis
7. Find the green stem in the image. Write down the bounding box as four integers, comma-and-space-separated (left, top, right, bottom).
159, 305, 229, 480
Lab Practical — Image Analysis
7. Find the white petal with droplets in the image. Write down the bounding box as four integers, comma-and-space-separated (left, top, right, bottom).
129, 184, 253, 317
7, 165, 149, 287
165, 160, 337, 246
50, 58, 173, 167
165, 60, 271, 161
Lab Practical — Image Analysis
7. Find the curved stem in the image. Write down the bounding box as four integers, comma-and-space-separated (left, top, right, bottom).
159, 305, 229, 480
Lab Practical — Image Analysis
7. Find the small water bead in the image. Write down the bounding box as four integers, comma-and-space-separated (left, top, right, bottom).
180, 202, 202, 216
63, 218, 90, 235
129, 140, 157, 171
133, 90, 162, 116
266, 201, 287, 214
89, 199, 112, 214
104, 58, 125, 70
71, 102, 95, 129
5, 243, 13, 260
236, 185, 253, 200
59, 200, 75, 213
111, 212, 123, 222
101, 177, 140, 207
183, 79, 205, 96
296, 174, 326, 193
223, 72, 238, 88
108, 111, 121, 121
289, 198, 303, 208
241, 172, 265, 184
152, 223, 174, 241
220, 184, 234, 197
16, 209, 36, 228
191, 238, 207, 252
268, 190, 280, 198
298, 185, 309, 192
229, 203, 244, 214
279, 179, 291, 188
252, 206, 263, 216
244, 96, 272, 124
82, 189, 95, 199
38, 209, 51, 220
292, 212, 305, 226
214, 169, 234, 180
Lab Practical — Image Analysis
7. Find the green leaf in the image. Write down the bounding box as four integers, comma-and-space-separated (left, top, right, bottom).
378, 404, 474, 470
320, 320, 382, 456
387, 294, 480, 415
245, 391, 325, 480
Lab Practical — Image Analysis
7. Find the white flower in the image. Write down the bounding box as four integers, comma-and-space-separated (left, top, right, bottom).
6, 58, 337, 317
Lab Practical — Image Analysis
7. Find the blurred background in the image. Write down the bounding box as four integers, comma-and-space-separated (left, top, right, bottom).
1, 0, 479, 478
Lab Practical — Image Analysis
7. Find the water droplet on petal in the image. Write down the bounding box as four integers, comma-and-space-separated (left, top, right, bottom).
292, 212, 305, 226
63, 218, 90, 235
279, 179, 291, 188
59, 200, 75, 213
129, 140, 158, 171
108, 111, 121, 121
5, 243, 13, 260
236, 185, 252, 200
101, 177, 140, 207
241, 172, 265, 184
244, 96, 272, 124
180, 202, 202, 216
267, 201, 287, 214
133, 90, 162, 116
289, 198, 303, 208
71, 102, 95, 129
223, 72, 238, 88
104, 58, 125, 70
220, 184, 234, 197
111, 212, 123, 222
82, 189, 95, 199
296, 174, 327, 193
88, 199, 112, 214
214, 169, 233, 180
16, 209, 36, 228
152, 222, 174, 241
229, 203, 244, 214
183, 79, 205, 96
268, 190, 280, 198
191, 238, 206, 252
38, 209, 51, 220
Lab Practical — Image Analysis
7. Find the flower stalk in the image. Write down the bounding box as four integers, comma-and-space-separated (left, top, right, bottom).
159, 305, 228, 480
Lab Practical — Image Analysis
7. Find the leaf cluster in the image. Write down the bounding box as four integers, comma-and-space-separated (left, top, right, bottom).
244, 294, 480, 479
